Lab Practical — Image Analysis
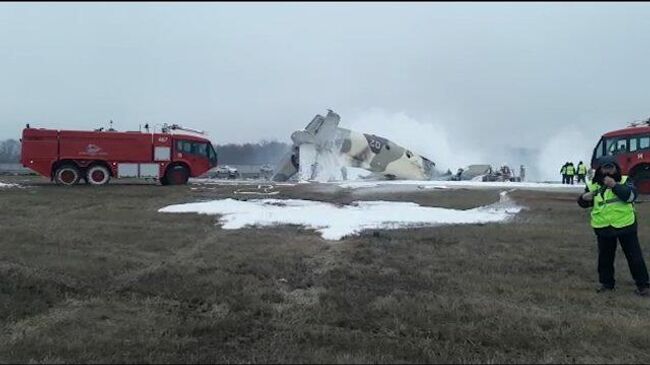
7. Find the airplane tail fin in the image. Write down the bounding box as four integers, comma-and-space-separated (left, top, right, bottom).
304, 109, 340, 142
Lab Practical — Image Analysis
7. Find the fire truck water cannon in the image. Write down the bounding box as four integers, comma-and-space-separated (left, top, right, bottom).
161, 123, 207, 136
628, 117, 650, 128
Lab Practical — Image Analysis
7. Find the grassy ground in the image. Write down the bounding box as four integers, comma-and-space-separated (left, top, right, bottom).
2, 176, 650, 363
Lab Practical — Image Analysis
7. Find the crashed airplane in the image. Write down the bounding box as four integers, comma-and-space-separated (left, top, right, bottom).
272, 110, 436, 182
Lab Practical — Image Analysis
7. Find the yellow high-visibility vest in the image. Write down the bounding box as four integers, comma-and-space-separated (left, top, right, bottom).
587, 176, 635, 228
578, 164, 587, 175
566, 165, 575, 175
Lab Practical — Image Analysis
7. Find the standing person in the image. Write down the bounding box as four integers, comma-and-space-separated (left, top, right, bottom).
577, 161, 587, 183
566, 162, 576, 185
577, 155, 650, 296
310, 162, 319, 180
561, 162, 568, 184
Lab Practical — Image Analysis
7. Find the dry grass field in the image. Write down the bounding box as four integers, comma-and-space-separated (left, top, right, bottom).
2, 176, 650, 363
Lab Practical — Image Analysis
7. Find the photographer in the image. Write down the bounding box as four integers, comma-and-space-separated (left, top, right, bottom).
577, 155, 650, 296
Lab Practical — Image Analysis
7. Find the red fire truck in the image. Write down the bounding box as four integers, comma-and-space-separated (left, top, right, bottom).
20, 124, 218, 186
591, 119, 650, 193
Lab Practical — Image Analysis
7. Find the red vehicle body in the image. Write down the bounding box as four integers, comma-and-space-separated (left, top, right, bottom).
20, 126, 218, 186
591, 124, 650, 193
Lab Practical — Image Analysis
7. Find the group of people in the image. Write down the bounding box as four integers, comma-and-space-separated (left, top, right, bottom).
560, 161, 588, 184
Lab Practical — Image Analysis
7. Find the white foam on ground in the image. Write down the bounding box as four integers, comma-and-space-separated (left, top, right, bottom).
159, 195, 522, 240
190, 178, 296, 187
0, 182, 17, 188
337, 180, 584, 191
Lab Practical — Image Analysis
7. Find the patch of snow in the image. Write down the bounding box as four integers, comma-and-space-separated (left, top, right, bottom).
190, 178, 296, 187
341, 181, 380, 189
344, 167, 372, 180
159, 194, 522, 240
0, 182, 17, 188
337, 179, 584, 191
417, 185, 449, 190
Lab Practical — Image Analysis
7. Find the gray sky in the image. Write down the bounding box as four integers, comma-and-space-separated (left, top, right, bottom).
2, 2, 650, 155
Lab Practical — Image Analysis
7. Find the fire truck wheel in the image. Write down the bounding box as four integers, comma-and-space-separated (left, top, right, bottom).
87, 165, 111, 185
164, 165, 189, 185
54, 165, 81, 186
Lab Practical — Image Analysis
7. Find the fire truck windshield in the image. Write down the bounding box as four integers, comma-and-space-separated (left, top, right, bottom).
593, 138, 605, 159
176, 140, 218, 166
208, 143, 218, 167
606, 138, 628, 155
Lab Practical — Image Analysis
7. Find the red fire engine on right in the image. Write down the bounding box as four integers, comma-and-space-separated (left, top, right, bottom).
591, 118, 650, 193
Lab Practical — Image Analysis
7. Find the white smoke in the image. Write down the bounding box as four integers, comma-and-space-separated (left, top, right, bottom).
344, 108, 484, 174
536, 127, 596, 182
302, 108, 598, 183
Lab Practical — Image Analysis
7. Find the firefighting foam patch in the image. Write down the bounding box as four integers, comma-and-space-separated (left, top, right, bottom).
0, 182, 18, 188
159, 194, 522, 240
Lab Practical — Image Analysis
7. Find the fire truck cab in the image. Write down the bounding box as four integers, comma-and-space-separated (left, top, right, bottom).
20, 124, 218, 186
591, 121, 650, 193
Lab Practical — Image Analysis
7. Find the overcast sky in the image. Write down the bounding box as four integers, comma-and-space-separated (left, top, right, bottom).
2, 2, 650, 157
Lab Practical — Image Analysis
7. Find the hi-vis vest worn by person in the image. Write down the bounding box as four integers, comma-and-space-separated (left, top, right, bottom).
587, 176, 636, 228
578, 164, 587, 175
566, 165, 575, 175
561, 166, 567, 174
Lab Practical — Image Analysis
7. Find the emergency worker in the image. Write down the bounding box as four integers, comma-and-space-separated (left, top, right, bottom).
561, 163, 568, 184
566, 162, 576, 185
577, 161, 587, 183
577, 155, 650, 296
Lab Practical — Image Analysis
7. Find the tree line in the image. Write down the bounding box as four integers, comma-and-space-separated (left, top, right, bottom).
215, 141, 291, 165
0, 139, 290, 165
0, 139, 20, 163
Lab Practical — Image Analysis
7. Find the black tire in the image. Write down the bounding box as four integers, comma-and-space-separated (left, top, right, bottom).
86, 165, 111, 185
54, 164, 81, 186
160, 175, 169, 186
163, 165, 189, 185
